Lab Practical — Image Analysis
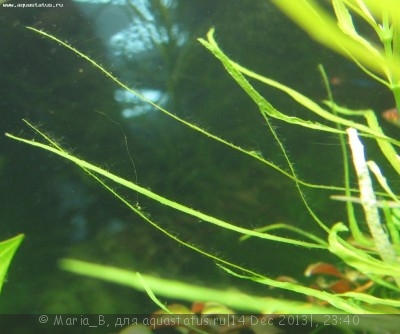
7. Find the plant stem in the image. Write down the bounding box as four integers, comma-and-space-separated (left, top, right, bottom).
347, 128, 400, 286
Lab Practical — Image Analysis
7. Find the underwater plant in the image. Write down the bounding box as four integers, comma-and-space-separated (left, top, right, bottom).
0, 234, 23, 295
5, 0, 400, 330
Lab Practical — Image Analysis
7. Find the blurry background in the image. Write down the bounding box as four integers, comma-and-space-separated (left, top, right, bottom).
0, 0, 396, 318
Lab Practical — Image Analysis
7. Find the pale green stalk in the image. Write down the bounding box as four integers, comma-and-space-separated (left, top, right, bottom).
319, 65, 368, 245
59, 259, 344, 314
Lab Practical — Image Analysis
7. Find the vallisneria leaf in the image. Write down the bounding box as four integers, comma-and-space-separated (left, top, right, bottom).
5, 129, 325, 249
7, 1, 400, 315
218, 264, 372, 314
271, 0, 400, 79
59, 259, 341, 314
0, 234, 24, 294
333, 0, 379, 57
328, 223, 400, 280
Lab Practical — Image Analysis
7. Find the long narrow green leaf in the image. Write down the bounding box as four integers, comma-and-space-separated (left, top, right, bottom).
59, 259, 340, 314
5, 131, 325, 249
339, 291, 400, 307
199, 29, 399, 146
328, 223, 400, 279
26, 26, 352, 194
0, 234, 24, 294
199, 28, 335, 234
198, 30, 346, 135
333, 0, 379, 56
218, 265, 371, 314
271, 0, 399, 78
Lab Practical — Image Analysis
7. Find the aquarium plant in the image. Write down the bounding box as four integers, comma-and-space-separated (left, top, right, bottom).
0, 234, 23, 295
5, 0, 400, 322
